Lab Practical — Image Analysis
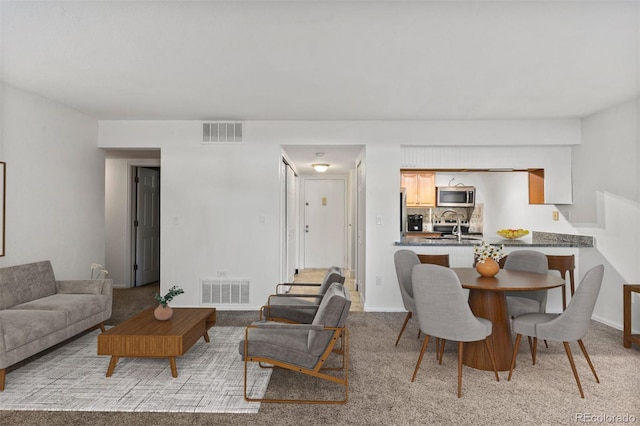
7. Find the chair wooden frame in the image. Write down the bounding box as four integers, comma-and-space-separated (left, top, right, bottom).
546, 254, 575, 310
243, 324, 349, 404
417, 254, 450, 267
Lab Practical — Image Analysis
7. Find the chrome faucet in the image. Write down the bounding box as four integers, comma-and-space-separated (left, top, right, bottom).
441, 209, 463, 242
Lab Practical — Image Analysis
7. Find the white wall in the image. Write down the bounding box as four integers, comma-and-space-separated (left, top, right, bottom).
0, 84, 105, 278
99, 119, 582, 314
100, 121, 283, 308
1, 84, 633, 329
571, 98, 640, 330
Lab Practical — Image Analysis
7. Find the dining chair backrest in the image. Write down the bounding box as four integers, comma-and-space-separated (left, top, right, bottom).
504, 250, 548, 274
417, 254, 450, 268
536, 265, 604, 342
504, 250, 549, 308
394, 250, 420, 312
411, 264, 489, 342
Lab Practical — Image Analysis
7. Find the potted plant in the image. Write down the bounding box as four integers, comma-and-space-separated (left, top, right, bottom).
153, 286, 184, 320
473, 241, 505, 277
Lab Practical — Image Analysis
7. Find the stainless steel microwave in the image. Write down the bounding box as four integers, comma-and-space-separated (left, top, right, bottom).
436, 186, 475, 207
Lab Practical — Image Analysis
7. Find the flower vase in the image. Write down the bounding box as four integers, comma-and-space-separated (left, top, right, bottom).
154, 304, 173, 321
476, 258, 500, 277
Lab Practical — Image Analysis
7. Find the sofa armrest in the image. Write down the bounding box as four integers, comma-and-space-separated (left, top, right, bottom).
56, 279, 113, 296
0, 318, 6, 368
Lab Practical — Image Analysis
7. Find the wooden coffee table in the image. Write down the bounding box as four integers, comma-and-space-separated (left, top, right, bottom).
97, 307, 216, 378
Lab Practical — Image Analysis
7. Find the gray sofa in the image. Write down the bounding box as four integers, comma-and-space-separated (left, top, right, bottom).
0, 260, 112, 391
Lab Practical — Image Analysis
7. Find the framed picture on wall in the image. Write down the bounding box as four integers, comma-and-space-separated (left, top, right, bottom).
0, 162, 5, 256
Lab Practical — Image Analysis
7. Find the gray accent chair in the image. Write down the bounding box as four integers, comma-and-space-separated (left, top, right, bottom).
410, 264, 499, 398
508, 264, 604, 398
393, 250, 421, 346
504, 250, 550, 318
240, 282, 351, 404
261, 266, 345, 324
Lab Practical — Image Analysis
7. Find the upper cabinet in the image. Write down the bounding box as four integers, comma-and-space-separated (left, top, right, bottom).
401, 171, 436, 207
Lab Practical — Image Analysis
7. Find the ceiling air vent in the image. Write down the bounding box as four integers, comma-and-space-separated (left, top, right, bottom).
202, 121, 243, 144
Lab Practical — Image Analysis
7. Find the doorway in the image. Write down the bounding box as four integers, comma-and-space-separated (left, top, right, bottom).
132, 166, 160, 286
303, 178, 346, 268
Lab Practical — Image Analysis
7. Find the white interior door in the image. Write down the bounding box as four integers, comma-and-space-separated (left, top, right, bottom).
134, 167, 160, 286
303, 178, 346, 268
286, 165, 298, 281
280, 159, 298, 283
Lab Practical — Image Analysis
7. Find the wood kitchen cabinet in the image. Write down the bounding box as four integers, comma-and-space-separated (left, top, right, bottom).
401, 171, 436, 207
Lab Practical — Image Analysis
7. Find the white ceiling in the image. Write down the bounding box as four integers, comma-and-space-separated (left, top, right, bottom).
1, 1, 638, 172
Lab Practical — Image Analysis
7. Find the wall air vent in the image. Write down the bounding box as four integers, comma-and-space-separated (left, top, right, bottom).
202, 121, 243, 143
201, 278, 250, 304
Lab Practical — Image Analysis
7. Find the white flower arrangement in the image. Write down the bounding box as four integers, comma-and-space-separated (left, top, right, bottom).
473, 240, 506, 263
90, 263, 109, 279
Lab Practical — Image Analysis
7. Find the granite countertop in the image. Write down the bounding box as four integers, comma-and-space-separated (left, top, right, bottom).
395, 231, 594, 248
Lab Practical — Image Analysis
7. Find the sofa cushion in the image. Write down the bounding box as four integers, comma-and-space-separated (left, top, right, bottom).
0, 261, 57, 310
0, 310, 68, 351
10, 294, 109, 326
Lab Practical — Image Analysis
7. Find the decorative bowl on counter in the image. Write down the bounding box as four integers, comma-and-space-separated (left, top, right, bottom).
496, 228, 530, 239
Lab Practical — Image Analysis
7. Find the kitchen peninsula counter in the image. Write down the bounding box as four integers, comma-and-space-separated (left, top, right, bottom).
396, 231, 594, 248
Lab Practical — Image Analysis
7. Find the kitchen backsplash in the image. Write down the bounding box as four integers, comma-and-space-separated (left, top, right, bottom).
469, 203, 483, 234
406, 204, 484, 233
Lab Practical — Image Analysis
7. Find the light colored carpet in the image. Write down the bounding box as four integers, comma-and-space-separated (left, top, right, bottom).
0, 327, 271, 413
1, 312, 639, 425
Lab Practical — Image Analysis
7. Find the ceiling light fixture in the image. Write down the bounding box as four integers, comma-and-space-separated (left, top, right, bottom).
312, 163, 330, 173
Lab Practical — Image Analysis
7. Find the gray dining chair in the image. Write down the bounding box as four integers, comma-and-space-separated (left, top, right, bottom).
393, 250, 421, 346
507, 264, 604, 398
504, 250, 550, 318
410, 264, 499, 398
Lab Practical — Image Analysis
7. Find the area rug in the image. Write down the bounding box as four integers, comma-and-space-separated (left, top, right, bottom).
0, 327, 271, 413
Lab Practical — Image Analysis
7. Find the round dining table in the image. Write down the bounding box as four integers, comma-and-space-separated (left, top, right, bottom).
452, 267, 565, 371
